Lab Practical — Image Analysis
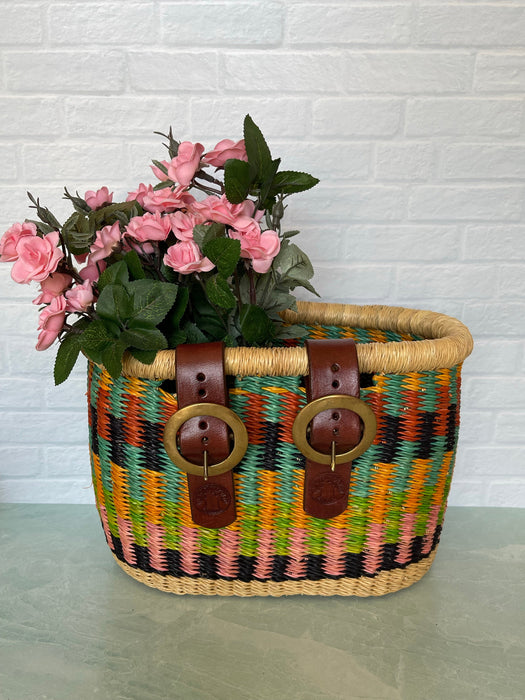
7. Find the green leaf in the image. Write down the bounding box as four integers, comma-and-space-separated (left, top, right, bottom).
192, 222, 225, 248
101, 340, 127, 378
80, 319, 115, 350
27, 219, 55, 236
96, 284, 133, 323
243, 114, 272, 182
80, 320, 115, 363
166, 328, 187, 347
54, 333, 82, 385
170, 285, 189, 325
97, 260, 129, 292
206, 275, 237, 309
276, 323, 308, 341
121, 325, 168, 351
128, 348, 158, 364
259, 158, 281, 207
123, 249, 146, 280
240, 304, 275, 346
127, 279, 178, 325
282, 230, 300, 239
290, 278, 319, 296
61, 212, 94, 255
183, 321, 207, 345
224, 158, 253, 204
203, 238, 241, 278
274, 241, 315, 281
270, 170, 319, 195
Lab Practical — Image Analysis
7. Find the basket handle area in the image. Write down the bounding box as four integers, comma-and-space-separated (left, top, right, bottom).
122, 302, 473, 380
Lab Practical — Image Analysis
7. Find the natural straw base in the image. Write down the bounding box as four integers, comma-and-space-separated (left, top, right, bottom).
112, 549, 437, 597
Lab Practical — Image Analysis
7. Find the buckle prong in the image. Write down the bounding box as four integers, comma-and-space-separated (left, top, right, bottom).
203, 450, 209, 481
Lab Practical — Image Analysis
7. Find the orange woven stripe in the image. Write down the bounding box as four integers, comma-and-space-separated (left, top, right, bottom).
400, 386, 422, 441
258, 470, 276, 531
435, 369, 452, 436
368, 462, 395, 524
431, 452, 454, 508
110, 462, 131, 519
278, 389, 303, 444
143, 470, 167, 525
404, 458, 432, 513
122, 384, 147, 448
244, 391, 266, 445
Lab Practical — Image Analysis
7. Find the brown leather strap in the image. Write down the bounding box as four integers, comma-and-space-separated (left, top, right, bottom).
303, 339, 362, 519
176, 342, 236, 528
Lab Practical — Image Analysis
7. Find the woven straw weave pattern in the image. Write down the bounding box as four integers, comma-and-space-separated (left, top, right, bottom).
87, 305, 470, 596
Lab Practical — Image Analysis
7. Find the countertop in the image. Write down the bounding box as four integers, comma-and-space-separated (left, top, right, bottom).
0, 505, 524, 700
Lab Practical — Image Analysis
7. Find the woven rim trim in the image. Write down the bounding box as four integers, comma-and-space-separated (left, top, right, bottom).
111, 549, 436, 597
121, 302, 472, 379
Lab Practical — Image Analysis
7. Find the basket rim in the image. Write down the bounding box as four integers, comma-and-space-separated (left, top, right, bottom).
120, 301, 473, 379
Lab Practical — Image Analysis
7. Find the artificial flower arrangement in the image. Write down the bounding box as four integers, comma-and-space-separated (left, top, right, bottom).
0, 115, 319, 384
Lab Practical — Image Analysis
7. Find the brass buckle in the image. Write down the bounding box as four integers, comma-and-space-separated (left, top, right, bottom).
292, 394, 377, 465
163, 403, 248, 477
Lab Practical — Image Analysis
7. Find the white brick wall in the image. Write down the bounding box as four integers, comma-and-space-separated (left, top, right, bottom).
0, 0, 524, 506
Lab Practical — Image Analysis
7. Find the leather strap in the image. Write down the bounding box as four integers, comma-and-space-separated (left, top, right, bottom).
303, 339, 362, 519
176, 342, 236, 528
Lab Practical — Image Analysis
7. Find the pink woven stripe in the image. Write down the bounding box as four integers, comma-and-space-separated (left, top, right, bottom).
285, 528, 307, 579
180, 526, 200, 576
146, 522, 168, 572
117, 516, 137, 565
254, 529, 275, 580
395, 512, 417, 565
422, 505, 441, 555
98, 505, 114, 551
217, 529, 240, 578
363, 522, 386, 575
323, 527, 347, 577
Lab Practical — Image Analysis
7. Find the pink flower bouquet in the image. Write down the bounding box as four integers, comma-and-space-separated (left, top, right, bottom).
0, 115, 318, 384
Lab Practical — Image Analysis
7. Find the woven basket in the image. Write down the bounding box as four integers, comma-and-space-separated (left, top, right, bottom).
88, 301, 473, 596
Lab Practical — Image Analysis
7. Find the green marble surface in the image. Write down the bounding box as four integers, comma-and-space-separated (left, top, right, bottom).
0, 505, 524, 700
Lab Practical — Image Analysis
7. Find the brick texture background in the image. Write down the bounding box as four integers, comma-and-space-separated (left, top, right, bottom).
0, 0, 523, 505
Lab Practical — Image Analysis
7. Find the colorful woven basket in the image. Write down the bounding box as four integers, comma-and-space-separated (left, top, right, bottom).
88, 301, 473, 596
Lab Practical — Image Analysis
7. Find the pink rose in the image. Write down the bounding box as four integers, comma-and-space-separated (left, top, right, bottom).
89, 222, 121, 265
65, 279, 94, 313
150, 159, 170, 181
192, 195, 242, 226
126, 183, 153, 207
35, 294, 67, 351
125, 212, 171, 243
80, 261, 106, 283
192, 196, 261, 232
169, 210, 206, 241
85, 187, 113, 210
229, 228, 280, 274
0, 221, 38, 262
11, 231, 64, 284
163, 241, 215, 275
33, 272, 72, 305
142, 185, 196, 214
204, 139, 247, 168
167, 142, 205, 186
